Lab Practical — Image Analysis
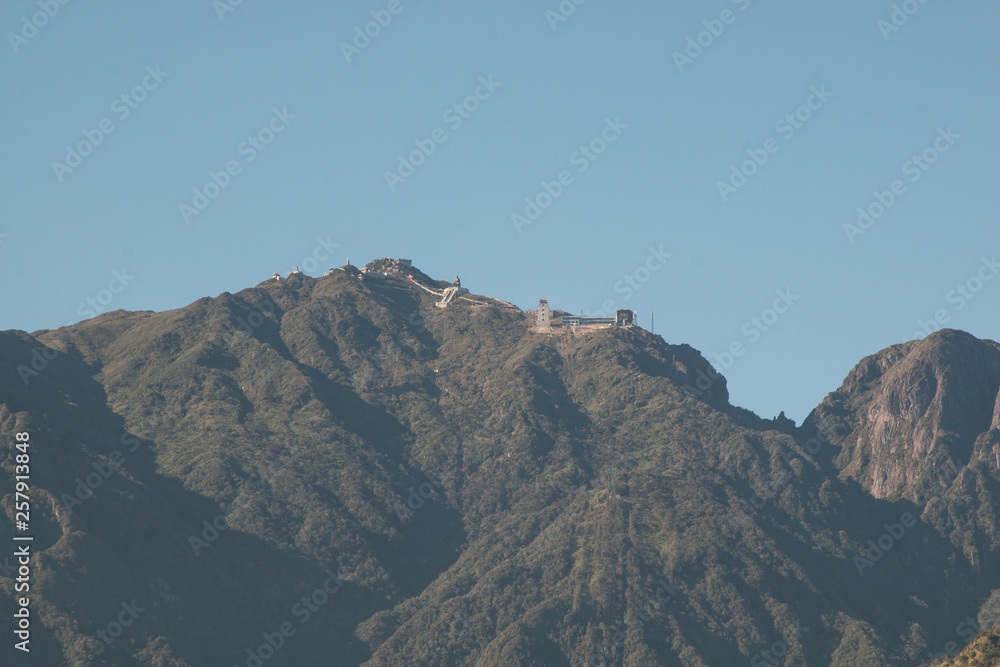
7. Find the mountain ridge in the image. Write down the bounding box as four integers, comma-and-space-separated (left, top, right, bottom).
2, 260, 999, 666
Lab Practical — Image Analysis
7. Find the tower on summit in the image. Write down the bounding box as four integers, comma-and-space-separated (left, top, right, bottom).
536, 299, 552, 330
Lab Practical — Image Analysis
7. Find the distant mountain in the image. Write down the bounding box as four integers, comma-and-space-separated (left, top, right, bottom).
1, 260, 998, 666
809, 329, 1000, 501
807, 330, 1000, 577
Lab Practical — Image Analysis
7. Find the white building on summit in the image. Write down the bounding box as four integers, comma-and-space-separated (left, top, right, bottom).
528, 299, 634, 333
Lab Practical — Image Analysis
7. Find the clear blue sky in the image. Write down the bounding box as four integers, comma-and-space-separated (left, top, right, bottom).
2, 0, 997, 423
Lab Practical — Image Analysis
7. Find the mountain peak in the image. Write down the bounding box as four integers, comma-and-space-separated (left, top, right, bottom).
361, 256, 446, 288
810, 328, 1000, 499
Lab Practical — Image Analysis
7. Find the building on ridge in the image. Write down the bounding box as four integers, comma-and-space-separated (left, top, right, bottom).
536, 298, 552, 330
528, 298, 635, 334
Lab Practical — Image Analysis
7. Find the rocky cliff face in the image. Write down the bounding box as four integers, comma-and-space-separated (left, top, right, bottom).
807, 330, 1000, 501
804, 329, 1000, 594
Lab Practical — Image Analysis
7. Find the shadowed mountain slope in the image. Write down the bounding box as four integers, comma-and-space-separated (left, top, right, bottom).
1, 263, 998, 666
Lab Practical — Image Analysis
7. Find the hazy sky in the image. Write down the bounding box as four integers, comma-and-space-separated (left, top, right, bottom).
2, 0, 997, 422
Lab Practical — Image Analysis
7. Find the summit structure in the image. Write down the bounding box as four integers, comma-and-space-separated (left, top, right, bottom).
527, 298, 635, 333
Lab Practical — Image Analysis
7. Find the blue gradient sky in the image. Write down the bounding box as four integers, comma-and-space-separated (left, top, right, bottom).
2, 0, 997, 423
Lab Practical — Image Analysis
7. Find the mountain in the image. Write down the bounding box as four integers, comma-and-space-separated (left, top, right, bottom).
1, 259, 998, 666
808, 329, 1000, 501
807, 330, 1000, 576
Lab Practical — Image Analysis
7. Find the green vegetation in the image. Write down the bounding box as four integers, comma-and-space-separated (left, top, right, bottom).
1, 264, 998, 665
